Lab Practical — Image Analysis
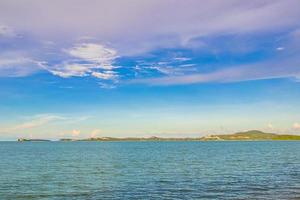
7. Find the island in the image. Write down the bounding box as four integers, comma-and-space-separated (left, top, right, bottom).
17, 138, 51, 142
200, 130, 300, 141
60, 136, 201, 142
17, 130, 300, 142
58, 130, 300, 142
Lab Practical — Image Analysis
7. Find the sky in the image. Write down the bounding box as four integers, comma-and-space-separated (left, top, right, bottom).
0, 0, 300, 140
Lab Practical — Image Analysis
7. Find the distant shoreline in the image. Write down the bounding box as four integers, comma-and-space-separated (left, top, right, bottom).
16, 130, 300, 142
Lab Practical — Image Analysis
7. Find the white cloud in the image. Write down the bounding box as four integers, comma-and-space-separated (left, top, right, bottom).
44, 43, 119, 81
148, 65, 196, 76
135, 56, 196, 77
66, 43, 117, 69
132, 58, 300, 85
72, 129, 80, 137
98, 82, 117, 89
0, 114, 91, 134
267, 123, 274, 129
11, 114, 65, 130
293, 122, 300, 130
0, 55, 42, 77
47, 63, 93, 78
0, 57, 31, 66
276, 47, 285, 51
91, 71, 118, 80
1, 1, 300, 85
1, 1, 300, 55
174, 57, 191, 62
90, 129, 101, 138
149, 66, 175, 75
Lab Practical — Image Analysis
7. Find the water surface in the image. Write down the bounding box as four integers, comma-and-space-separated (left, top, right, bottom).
0, 141, 300, 199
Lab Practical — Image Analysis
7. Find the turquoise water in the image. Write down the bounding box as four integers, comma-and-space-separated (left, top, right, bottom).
0, 141, 300, 199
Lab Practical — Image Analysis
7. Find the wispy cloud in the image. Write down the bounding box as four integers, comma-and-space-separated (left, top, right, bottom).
65, 43, 117, 69
44, 43, 119, 81
267, 123, 274, 130
0, 114, 91, 133
132, 58, 300, 85
0, 55, 42, 77
98, 82, 117, 89
132, 55, 196, 77
91, 71, 118, 80
1, 0, 300, 55
46, 63, 93, 78
71, 129, 81, 137
0, 0, 300, 87
11, 114, 66, 131
174, 57, 191, 62
293, 122, 300, 130
90, 129, 101, 138
276, 47, 285, 51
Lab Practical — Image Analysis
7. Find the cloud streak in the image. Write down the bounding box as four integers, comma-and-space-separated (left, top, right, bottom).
66, 43, 117, 69
0, 1, 300, 88
0, 55, 42, 77
43, 43, 119, 80
1, 1, 300, 55
132, 59, 300, 85
10, 114, 66, 131
0, 114, 91, 133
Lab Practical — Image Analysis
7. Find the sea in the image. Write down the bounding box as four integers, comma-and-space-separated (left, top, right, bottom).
0, 141, 300, 199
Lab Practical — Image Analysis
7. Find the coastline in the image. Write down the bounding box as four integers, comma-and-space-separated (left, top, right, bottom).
15, 130, 300, 142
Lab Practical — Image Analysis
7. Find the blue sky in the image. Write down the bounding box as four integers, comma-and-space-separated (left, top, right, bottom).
0, 0, 300, 139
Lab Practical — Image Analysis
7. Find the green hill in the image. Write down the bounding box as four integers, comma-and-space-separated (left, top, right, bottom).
58, 130, 300, 142
201, 130, 300, 141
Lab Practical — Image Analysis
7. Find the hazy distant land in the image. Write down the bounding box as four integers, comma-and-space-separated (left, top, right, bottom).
200, 130, 300, 141
17, 130, 300, 142
17, 138, 51, 142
